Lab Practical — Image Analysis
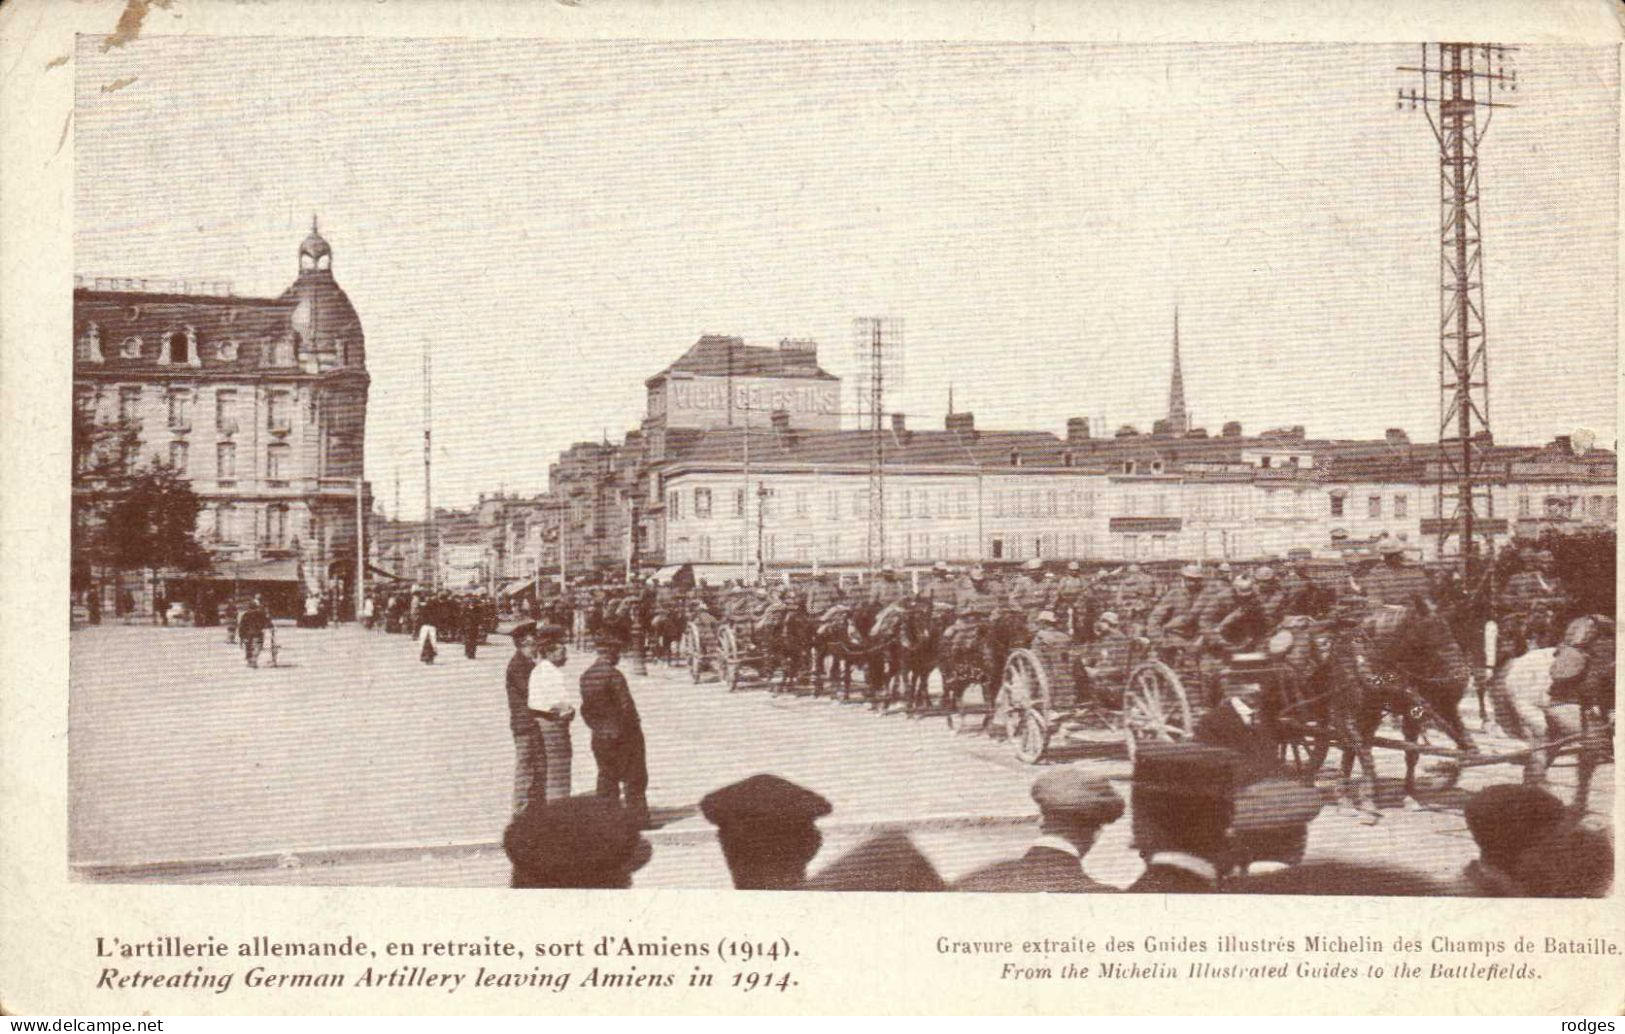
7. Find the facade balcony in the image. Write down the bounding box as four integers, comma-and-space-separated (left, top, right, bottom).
218, 419, 239, 436
268, 419, 293, 437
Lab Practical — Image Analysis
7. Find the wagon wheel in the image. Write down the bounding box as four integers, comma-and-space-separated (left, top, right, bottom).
718, 626, 740, 691
999, 649, 1049, 743
683, 626, 703, 683
1122, 659, 1193, 761
1014, 707, 1052, 764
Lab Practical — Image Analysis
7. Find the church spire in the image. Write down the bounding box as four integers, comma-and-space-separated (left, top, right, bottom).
1167, 307, 1189, 435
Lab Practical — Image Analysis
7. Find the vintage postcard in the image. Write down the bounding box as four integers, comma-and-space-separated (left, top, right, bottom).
2, 0, 1621, 1017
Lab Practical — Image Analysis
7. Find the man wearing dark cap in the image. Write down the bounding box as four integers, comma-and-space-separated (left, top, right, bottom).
1451, 783, 1569, 896
955, 767, 1124, 893
506, 622, 546, 815
579, 635, 648, 826
1127, 744, 1242, 893
700, 774, 832, 890
504, 795, 652, 889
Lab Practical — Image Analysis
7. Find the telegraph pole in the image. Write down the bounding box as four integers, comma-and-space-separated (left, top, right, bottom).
422, 342, 437, 589
1398, 43, 1518, 578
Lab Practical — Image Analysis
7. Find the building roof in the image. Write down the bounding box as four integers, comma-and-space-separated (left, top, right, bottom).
655, 422, 1615, 482
645, 334, 837, 387
662, 426, 1081, 471
74, 289, 298, 375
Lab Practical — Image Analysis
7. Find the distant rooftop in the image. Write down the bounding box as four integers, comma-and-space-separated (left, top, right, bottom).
646, 334, 837, 387
76, 275, 235, 297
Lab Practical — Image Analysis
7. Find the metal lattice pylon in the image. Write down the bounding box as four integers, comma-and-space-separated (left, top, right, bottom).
1399, 43, 1518, 574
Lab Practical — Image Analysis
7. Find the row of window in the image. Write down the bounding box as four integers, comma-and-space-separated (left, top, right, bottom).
204, 502, 295, 547
667, 482, 1620, 527
76, 325, 307, 367
89, 440, 297, 481
77, 386, 300, 435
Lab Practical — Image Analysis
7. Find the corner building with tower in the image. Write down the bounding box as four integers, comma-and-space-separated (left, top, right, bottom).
73, 222, 371, 618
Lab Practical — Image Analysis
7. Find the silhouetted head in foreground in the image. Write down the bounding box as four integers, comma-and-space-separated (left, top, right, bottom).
504, 795, 652, 889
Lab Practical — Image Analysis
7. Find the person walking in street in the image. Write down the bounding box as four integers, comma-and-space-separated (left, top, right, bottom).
526, 624, 577, 804
579, 634, 648, 827
237, 595, 271, 668
506, 623, 547, 815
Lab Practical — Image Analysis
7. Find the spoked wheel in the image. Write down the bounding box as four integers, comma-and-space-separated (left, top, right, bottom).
683, 627, 703, 683
999, 649, 1050, 757
1014, 707, 1052, 764
718, 627, 740, 692
1122, 659, 1193, 761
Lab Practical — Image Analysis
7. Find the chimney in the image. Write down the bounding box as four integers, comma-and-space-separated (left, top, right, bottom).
1385, 428, 1409, 446
1066, 417, 1091, 442
891, 412, 906, 433
1222, 421, 1242, 438
1152, 418, 1172, 437
770, 409, 791, 433
946, 411, 976, 435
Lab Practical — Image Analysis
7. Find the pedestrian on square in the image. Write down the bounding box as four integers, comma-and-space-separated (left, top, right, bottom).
237, 595, 271, 668
222, 597, 238, 644
526, 624, 577, 804
699, 774, 831, 890
579, 634, 648, 827
506, 622, 547, 815
462, 595, 480, 660
417, 594, 439, 664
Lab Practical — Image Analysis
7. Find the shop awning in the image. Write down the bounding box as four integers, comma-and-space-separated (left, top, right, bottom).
499, 577, 536, 597
213, 558, 300, 583
650, 563, 695, 588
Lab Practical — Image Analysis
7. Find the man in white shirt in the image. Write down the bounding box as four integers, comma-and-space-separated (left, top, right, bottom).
526, 625, 576, 803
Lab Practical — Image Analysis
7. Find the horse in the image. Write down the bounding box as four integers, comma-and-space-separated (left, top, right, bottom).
647, 604, 686, 664
1276, 603, 1478, 817
1491, 614, 1614, 810
753, 605, 820, 694
893, 600, 954, 715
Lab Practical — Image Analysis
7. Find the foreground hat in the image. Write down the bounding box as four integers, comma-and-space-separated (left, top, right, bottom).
1133, 744, 1240, 792
1031, 767, 1125, 826
700, 774, 832, 830
1231, 779, 1325, 834
535, 624, 567, 648
1463, 784, 1567, 860
932, 560, 950, 572
504, 796, 648, 881
801, 832, 944, 892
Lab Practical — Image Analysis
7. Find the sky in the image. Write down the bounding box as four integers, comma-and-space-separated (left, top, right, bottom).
74, 38, 1618, 515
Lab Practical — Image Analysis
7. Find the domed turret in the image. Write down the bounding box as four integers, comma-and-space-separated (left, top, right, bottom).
299, 215, 333, 273
281, 216, 365, 368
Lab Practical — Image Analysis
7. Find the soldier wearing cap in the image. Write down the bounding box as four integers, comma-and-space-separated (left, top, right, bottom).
1498, 549, 1571, 656
1031, 610, 1071, 651
927, 561, 959, 609
504, 795, 653, 889
1449, 783, 1569, 896
955, 767, 1125, 893
1009, 558, 1050, 615
1223, 779, 1325, 882
700, 774, 832, 890
803, 572, 840, 620
1127, 744, 1242, 893
1111, 563, 1159, 624
1280, 550, 1332, 618
1055, 561, 1087, 607
1149, 564, 1205, 637
1356, 538, 1431, 610
579, 633, 648, 826
1253, 565, 1287, 626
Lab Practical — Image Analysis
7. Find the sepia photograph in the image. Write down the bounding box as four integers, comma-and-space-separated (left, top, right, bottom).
64, 31, 1615, 906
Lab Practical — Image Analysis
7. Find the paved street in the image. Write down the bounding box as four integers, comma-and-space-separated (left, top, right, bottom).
70, 624, 1610, 889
